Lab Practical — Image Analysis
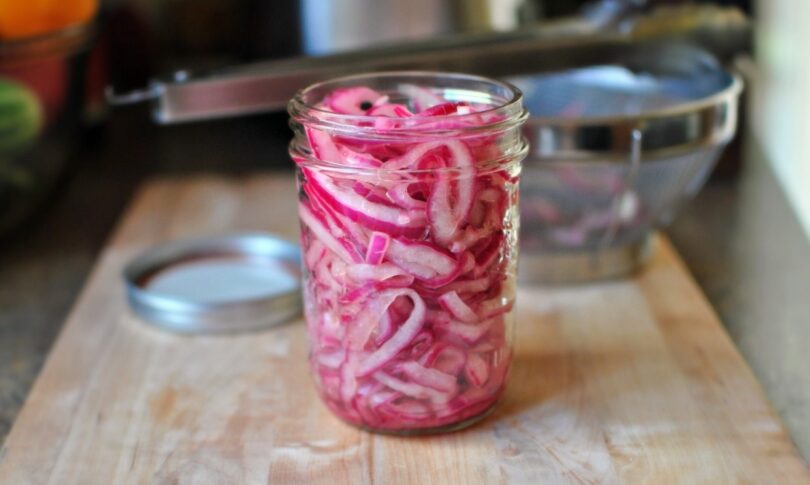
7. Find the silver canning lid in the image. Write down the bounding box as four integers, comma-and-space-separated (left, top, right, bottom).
123, 233, 302, 333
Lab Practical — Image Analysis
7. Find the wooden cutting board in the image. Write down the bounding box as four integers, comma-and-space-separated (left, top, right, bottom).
1, 174, 808, 484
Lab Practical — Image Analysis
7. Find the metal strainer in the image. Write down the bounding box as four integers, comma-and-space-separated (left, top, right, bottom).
507, 43, 742, 283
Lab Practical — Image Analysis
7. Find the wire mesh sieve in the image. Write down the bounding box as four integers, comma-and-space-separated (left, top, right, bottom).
507, 44, 742, 283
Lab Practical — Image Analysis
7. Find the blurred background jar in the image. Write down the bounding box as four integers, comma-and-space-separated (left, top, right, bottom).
0, 0, 98, 236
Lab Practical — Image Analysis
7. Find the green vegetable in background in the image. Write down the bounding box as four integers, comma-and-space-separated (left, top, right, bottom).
0, 77, 43, 155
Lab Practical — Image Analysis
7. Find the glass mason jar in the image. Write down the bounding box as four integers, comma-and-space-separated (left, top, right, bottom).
288, 72, 527, 434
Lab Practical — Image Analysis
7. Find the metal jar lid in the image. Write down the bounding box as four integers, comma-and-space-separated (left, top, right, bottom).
123, 233, 302, 333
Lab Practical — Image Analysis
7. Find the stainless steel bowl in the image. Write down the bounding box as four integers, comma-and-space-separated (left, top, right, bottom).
508, 43, 742, 283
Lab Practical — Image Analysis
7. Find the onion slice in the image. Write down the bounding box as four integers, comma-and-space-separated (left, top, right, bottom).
356, 289, 426, 376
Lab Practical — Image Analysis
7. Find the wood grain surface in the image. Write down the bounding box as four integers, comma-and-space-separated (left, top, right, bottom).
1, 174, 807, 484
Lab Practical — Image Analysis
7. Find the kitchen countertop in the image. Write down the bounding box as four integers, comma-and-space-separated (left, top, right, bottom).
1, 106, 809, 461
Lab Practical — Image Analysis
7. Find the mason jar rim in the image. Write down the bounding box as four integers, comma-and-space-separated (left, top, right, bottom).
288, 71, 528, 174
0, 22, 93, 65
288, 71, 527, 135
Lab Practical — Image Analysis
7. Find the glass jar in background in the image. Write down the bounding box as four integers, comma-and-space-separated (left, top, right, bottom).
288, 72, 527, 434
0, 3, 96, 237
